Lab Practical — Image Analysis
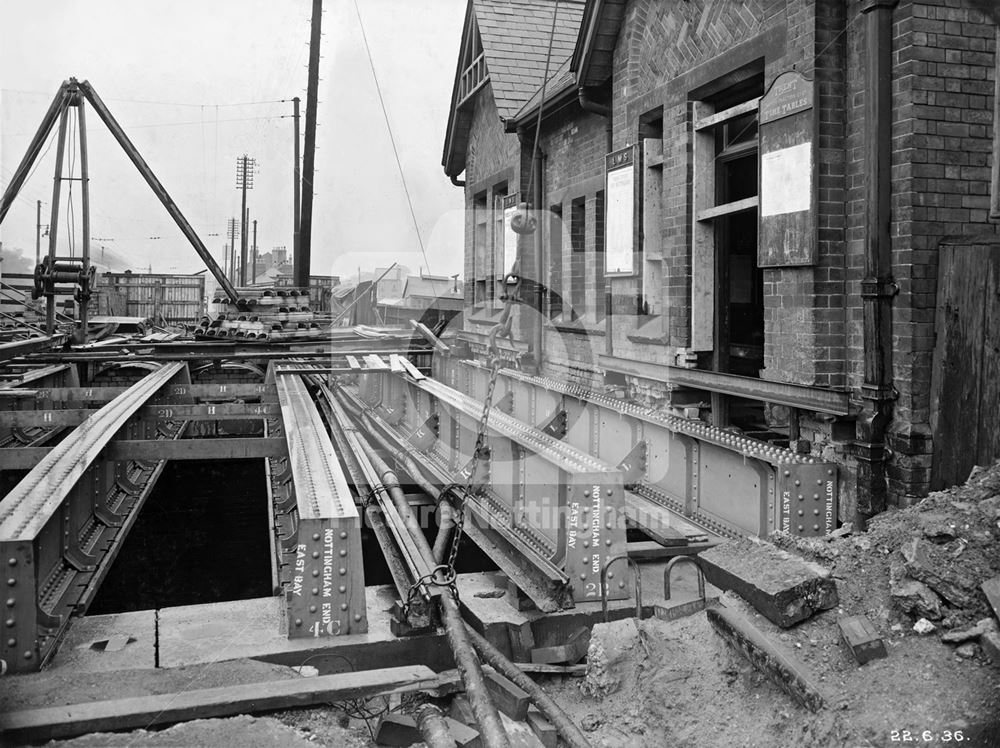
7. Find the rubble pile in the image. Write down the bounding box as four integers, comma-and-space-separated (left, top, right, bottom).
774, 461, 1000, 658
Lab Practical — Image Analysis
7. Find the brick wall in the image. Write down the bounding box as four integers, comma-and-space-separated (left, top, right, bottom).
454, 0, 999, 510
848, 0, 999, 499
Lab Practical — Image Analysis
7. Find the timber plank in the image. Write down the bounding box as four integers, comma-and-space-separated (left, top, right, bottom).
976, 246, 1000, 469
0, 665, 449, 743
931, 245, 987, 489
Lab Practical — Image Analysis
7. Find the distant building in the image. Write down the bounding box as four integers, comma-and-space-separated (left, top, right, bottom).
378, 272, 464, 328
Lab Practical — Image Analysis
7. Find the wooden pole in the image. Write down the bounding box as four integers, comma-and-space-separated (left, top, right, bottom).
293, 97, 301, 280
297, 0, 322, 289
46, 106, 70, 334
77, 92, 91, 344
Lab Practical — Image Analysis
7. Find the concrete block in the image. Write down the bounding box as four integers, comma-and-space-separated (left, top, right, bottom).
529, 627, 588, 664
698, 540, 839, 627
445, 716, 482, 748
374, 713, 421, 746
526, 707, 557, 748
838, 615, 888, 664
483, 669, 530, 721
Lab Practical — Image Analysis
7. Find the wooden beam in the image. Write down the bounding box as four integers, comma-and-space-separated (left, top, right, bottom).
0, 666, 455, 743
106, 437, 286, 461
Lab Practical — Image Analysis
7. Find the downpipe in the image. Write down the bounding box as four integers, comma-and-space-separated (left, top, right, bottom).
854, 0, 898, 530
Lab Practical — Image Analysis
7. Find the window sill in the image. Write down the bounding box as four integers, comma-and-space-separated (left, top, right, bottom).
626, 315, 668, 345
551, 319, 606, 337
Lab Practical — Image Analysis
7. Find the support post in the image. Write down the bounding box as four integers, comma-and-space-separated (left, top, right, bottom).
46, 106, 70, 334
35, 201, 42, 267
77, 94, 91, 344
297, 0, 322, 289
239, 156, 249, 286
0, 85, 68, 226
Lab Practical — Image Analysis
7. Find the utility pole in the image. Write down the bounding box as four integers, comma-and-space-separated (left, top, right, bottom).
252, 219, 258, 284
227, 217, 240, 285
236, 154, 255, 286
297, 0, 322, 289
293, 96, 301, 284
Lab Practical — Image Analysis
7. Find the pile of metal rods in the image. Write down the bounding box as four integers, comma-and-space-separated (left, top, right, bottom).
314, 378, 591, 748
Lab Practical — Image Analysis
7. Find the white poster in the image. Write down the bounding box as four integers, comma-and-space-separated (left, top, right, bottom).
760, 142, 811, 217
503, 203, 518, 275
606, 165, 634, 274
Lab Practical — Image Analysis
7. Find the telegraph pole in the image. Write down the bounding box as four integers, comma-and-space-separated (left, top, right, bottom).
252, 219, 258, 284
297, 0, 322, 289
227, 217, 240, 285
236, 154, 255, 286
293, 96, 301, 283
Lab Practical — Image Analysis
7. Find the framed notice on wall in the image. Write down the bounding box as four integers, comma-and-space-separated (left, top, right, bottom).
502, 193, 519, 275
758, 70, 817, 267
605, 146, 638, 275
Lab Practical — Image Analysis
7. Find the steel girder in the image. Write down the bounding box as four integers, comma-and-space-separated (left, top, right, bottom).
0, 363, 191, 673
264, 366, 367, 639
439, 361, 839, 540
354, 366, 631, 609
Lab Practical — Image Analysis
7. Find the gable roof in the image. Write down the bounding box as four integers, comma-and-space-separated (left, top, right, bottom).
443, 0, 586, 177
570, 0, 626, 87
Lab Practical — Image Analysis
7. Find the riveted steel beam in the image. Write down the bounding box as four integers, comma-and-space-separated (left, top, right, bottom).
270, 368, 366, 639
354, 366, 630, 608
0, 362, 192, 674
442, 361, 838, 540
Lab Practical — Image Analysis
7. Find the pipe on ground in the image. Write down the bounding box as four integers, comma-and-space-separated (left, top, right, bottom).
416, 703, 459, 748
337, 386, 590, 748
341, 417, 509, 748
464, 625, 592, 748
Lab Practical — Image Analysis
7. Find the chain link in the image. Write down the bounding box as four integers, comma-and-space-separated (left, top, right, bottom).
439, 276, 519, 593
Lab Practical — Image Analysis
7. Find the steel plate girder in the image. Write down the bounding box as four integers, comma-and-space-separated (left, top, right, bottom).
364, 369, 630, 604
272, 371, 366, 639
445, 361, 839, 539
0, 363, 191, 673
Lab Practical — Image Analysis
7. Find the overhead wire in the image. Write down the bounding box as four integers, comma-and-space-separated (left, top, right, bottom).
352, 0, 432, 276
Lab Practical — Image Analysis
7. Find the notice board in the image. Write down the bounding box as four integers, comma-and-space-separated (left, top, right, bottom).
758, 70, 816, 267
502, 193, 519, 275
605, 146, 639, 275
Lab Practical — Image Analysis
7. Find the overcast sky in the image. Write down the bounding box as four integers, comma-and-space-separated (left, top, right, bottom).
0, 0, 466, 281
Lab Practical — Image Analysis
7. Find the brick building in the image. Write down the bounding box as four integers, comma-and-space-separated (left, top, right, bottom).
442, 0, 1000, 524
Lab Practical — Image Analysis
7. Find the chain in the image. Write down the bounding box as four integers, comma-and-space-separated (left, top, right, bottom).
439, 275, 519, 593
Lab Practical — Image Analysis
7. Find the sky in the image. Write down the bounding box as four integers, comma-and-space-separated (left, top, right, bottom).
0, 0, 467, 282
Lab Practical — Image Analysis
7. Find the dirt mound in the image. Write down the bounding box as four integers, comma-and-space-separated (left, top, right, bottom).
771, 461, 1000, 634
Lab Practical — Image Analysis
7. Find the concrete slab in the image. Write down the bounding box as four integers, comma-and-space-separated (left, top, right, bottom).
158, 587, 453, 674
45, 609, 156, 674
698, 540, 838, 627
457, 565, 715, 661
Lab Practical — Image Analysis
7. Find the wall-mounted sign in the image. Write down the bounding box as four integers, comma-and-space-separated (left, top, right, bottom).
758, 70, 816, 267
502, 193, 519, 275
760, 70, 812, 124
605, 146, 637, 275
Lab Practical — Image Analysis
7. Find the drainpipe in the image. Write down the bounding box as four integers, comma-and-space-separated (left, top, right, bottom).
531, 147, 545, 372
855, 0, 898, 529
450, 174, 466, 187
